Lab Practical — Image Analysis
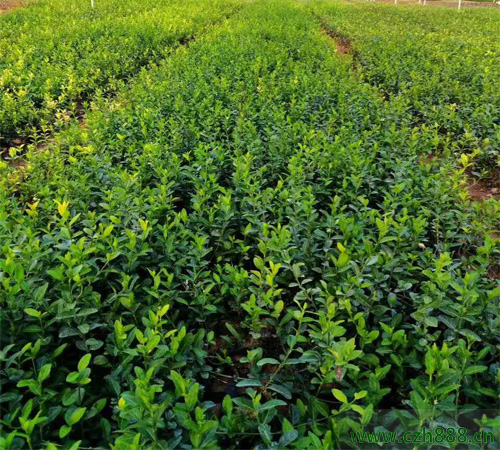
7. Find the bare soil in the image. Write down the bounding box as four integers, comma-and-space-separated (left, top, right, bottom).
419, 152, 437, 164
332, 35, 351, 55
466, 168, 500, 201
320, 20, 352, 56
0, 1, 22, 13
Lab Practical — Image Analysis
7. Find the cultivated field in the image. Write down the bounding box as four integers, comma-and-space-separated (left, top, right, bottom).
1, 0, 499, 449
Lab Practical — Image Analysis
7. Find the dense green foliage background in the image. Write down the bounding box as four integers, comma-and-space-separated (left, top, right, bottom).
1, 0, 499, 449
0, 0, 238, 146
313, 0, 500, 173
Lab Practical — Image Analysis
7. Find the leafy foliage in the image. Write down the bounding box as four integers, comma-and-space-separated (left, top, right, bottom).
1, 1, 499, 449
313, 0, 500, 173
0, 0, 238, 146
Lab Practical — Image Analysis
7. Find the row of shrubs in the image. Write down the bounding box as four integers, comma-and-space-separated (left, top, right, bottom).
1, 0, 499, 449
0, 0, 238, 147
313, 0, 500, 174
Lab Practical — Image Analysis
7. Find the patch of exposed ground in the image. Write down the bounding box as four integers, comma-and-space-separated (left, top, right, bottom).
0, 107, 83, 168
0, 1, 22, 13
418, 153, 499, 202
466, 167, 500, 201
319, 19, 352, 56
467, 170, 499, 282
419, 155, 499, 276
316, 15, 394, 103
419, 152, 438, 164
317, 8, 499, 285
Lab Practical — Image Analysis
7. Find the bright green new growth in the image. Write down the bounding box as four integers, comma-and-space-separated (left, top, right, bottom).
1, 1, 499, 449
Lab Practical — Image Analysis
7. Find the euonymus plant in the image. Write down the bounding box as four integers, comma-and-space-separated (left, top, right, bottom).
1, 1, 499, 449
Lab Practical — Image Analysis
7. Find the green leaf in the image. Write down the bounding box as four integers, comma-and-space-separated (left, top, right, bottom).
59, 327, 79, 338
62, 389, 82, 406
332, 389, 348, 404
24, 308, 41, 319
222, 395, 233, 415
268, 383, 292, 400
282, 418, 294, 433
85, 338, 104, 351
279, 430, 299, 446
354, 390, 368, 400
258, 399, 287, 412
47, 269, 64, 281
94, 398, 107, 413
38, 364, 52, 383
68, 441, 82, 450
257, 358, 280, 367
102, 224, 114, 238
66, 407, 86, 426
59, 425, 71, 438
254, 257, 265, 270
33, 283, 49, 302
106, 376, 121, 396
484, 418, 500, 428
77, 354, 91, 372
170, 370, 186, 396
463, 365, 487, 376
53, 344, 67, 358
185, 383, 199, 410
17, 379, 41, 395
225, 323, 242, 341
236, 379, 262, 388
336, 252, 350, 268
424, 316, 438, 328
66, 372, 80, 384
17, 379, 35, 388
258, 424, 272, 444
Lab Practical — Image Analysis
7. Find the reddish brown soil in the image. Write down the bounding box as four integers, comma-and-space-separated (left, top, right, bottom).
468, 181, 500, 201
419, 155, 499, 202
325, 29, 351, 55
466, 168, 500, 201
320, 20, 352, 56
419, 152, 437, 164
333, 38, 351, 55
0, 1, 22, 13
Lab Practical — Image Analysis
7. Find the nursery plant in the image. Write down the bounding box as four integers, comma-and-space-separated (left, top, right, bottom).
0, 0, 239, 147
0, 0, 499, 449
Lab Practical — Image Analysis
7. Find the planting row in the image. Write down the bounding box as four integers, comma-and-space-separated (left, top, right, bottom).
1, 1, 499, 449
0, 0, 238, 147
313, 1, 500, 173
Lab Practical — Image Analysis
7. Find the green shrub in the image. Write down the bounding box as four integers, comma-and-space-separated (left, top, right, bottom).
1, 1, 498, 449
0, 0, 239, 146
313, 0, 500, 173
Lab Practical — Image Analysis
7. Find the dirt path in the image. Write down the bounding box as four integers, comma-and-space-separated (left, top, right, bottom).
319, 19, 353, 55
0, 1, 22, 13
